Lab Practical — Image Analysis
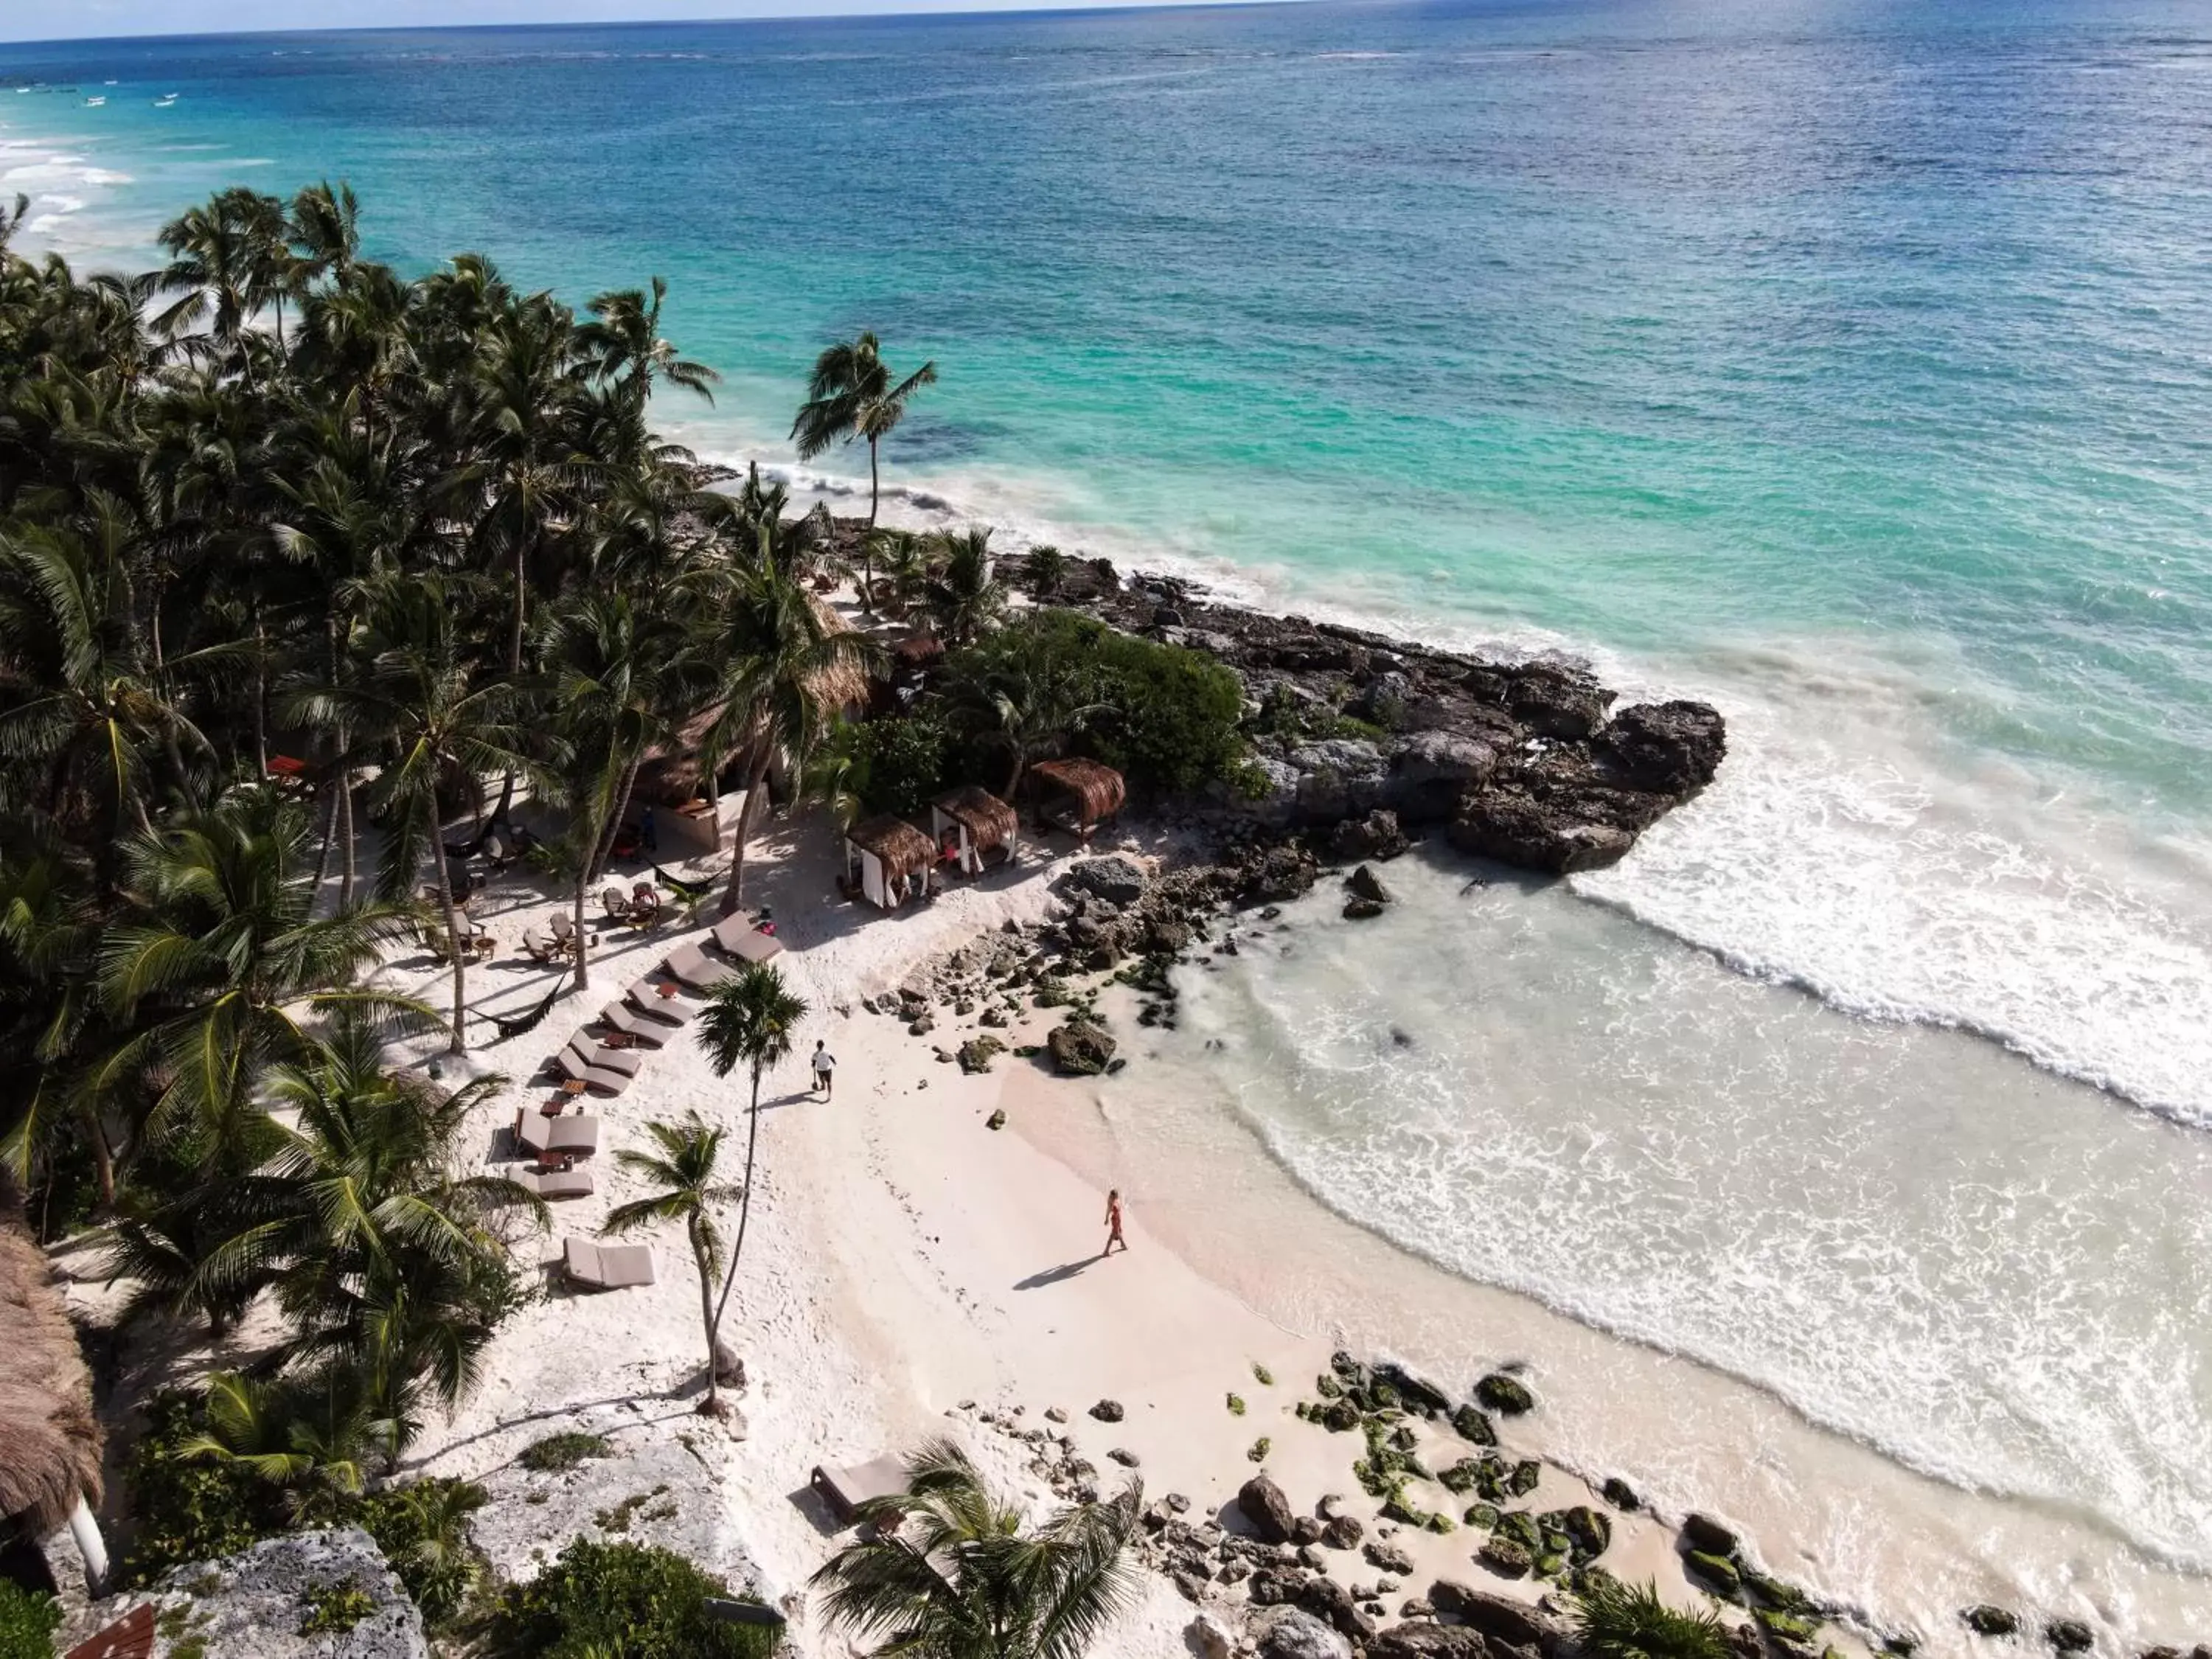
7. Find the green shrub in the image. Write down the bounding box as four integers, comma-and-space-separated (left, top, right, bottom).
518, 1432, 613, 1473
822, 713, 952, 820
297, 1579, 377, 1635
1572, 1574, 1733, 1659
0, 1580, 60, 1659
122, 1391, 288, 1584
355, 1478, 488, 1625
487, 1538, 777, 1659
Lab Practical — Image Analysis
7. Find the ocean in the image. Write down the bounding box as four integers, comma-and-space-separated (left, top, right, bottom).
7, 0, 2211, 1610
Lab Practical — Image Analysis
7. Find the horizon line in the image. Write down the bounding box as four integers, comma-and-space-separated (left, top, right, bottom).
0, 0, 1322, 50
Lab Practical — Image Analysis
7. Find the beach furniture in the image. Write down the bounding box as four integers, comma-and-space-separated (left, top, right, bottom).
550, 911, 577, 948
551, 1047, 632, 1096
519, 1113, 600, 1158
1027, 758, 1124, 841
665, 941, 740, 991
710, 914, 787, 964
564, 1035, 642, 1077
484, 983, 565, 1044
518, 1164, 594, 1200
597, 1001, 671, 1047
629, 884, 664, 925
842, 815, 936, 911
521, 925, 563, 964
601, 884, 633, 921
625, 975, 702, 1024
810, 1455, 911, 1527
563, 1237, 655, 1290
931, 785, 1018, 875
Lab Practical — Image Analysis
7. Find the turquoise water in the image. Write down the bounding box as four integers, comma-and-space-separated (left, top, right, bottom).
11, 4, 2212, 1596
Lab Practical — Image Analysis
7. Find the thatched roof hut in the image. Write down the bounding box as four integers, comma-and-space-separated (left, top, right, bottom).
0, 1217, 101, 1543
931, 785, 1018, 874
843, 815, 938, 910
1029, 758, 1126, 834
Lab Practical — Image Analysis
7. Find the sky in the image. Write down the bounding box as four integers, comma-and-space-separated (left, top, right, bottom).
0, 0, 1217, 44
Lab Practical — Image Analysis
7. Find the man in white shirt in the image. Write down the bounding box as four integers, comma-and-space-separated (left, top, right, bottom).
812, 1040, 836, 1099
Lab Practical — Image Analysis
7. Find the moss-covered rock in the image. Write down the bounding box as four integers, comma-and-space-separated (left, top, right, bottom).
1962, 1607, 2020, 1639
2045, 1621, 2093, 1653
1686, 1551, 1743, 1600
1461, 1503, 1500, 1530
1506, 1459, 1542, 1497
1492, 1511, 1542, 1553
1543, 1504, 1612, 1562
1477, 1538, 1533, 1579
1757, 1609, 1819, 1648
956, 1036, 1005, 1074
1600, 1476, 1640, 1512
1438, 1459, 1485, 1495
1451, 1403, 1498, 1447
1475, 1373, 1536, 1416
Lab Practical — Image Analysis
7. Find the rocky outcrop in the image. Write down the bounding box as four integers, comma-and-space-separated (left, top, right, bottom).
1059, 854, 1150, 906
1600, 700, 1727, 796
1473, 1373, 1534, 1416
150, 1530, 425, 1659
1046, 1019, 1116, 1077
1330, 808, 1409, 862
1371, 1626, 1494, 1659
1427, 1580, 1562, 1652
1252, 1604, 1353, 1659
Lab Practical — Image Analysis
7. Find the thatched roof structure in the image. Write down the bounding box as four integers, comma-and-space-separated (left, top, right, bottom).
844, 815, 937, 884
805, 593, 874, 714
0, 1216, 100, 1538
935, 785, 1017, 851
892, 633, 945, 668
1029, 758, 1126, 824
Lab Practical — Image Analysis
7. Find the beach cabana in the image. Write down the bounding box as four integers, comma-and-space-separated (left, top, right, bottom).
1, 1210, 108, 1592
843, 815, 936, 911
931, 785, 1018, 875
1028, 759, 1126, 841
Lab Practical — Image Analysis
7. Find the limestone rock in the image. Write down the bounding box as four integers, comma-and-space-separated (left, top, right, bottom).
957, 1036, 1005, 1074
1321, 1514, 1365, 1551
153, 1529, 425, 1659
1962, 1607, 2021, 1638
1599, 700, 1727, 796
1189, 1611, 1237, 1659
1251, 1604, 1353, 1659
1046, 1019, 1116, 1077
2045, 1623, 2095, 1654
1448, 790, 1638, 875
1239, 1472, 1298, 1545
1090, 1399, 1125, 1423
1330, 809, 1409, 863
1429, 1580, 1561, 1651
1476, 1538, 1532, 1579
1060, 854, 1149, 905
1681, 1512, 1741, 1557
1389, 731, 1501, 821
1366, 1539, 1416, 1576
1346, 864, 1393, 904
1452, 1403, 1498, 1447
1371, 1627, 1495, 1659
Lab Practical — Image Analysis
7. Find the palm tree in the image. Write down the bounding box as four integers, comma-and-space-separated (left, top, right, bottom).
602, 1113, 745, 1416
692, 555, 874, 917
947, 627, 1111, 800
311, 577, 540, 1051
790, 331, 937, 529
178, 1367, 372, 1524
289, 180, 362, 291
811, 1439, 1144, 1659
693, 964, 808, 1402
96, 793, 424, 1167
1571, 1576, 1732, 1659
578, 276, 721, 413
923, 526, 1006, 648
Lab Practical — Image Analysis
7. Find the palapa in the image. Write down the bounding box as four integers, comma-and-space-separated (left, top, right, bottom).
933, 785, 1018, 852
1029, 757, 1126, 825
844, 815, 937, 884
0, 1216, 101, 1539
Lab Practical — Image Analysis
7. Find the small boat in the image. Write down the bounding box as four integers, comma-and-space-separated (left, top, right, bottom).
84, 96, 105, 107
153, 94, 178, 108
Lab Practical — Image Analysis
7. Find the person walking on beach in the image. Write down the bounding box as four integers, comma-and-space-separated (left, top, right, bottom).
1103, 1189, 1127, 1256
812, 1040, 836, 1099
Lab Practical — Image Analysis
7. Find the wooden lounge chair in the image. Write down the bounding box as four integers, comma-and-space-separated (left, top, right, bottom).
601, 885, 633, 921
517, 1165, 594, 1200
811, 1455, 911, 1527
551, 1048, 631, 1096
521, 926, 563, 964
518, 1113, 601, 1158
710, 914, 787, 964
565, 1034, 644, 1078
664, 942, 738, 992
564, 1237, 655, 1290
627, 885, 664, 926
597, 1002, 671, 1048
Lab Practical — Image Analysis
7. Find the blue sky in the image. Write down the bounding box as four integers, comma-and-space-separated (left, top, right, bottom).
1, 0, 1211, 44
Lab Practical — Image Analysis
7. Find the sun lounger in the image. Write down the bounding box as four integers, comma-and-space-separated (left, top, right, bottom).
552, 1048, 631, 1096
664, 941, 738, 991
566, 1034, 644, 1077
810, 1455, 911, 1526
625, 976, 701, 1024
517, 1164, 595, 1199
601, 885, 633, 920
564, 1237, 656, 1290
518, 1113, 601, 1158
596, 1001, 670, 1047
711, 914, 787, 964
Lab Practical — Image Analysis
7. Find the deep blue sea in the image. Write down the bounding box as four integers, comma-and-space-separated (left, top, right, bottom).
9, 0, 2212, 1595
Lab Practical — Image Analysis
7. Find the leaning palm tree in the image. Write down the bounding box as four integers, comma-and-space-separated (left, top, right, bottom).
577, 276, 722, 413
694, 964, 808, 1402
602, 1113, 745, 1416
923, 526, 1006, 648
811, 1439, 1144, 1659
790, 331, 937, 529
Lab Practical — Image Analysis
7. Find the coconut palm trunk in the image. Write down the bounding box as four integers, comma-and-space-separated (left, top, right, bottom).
717, 749, 773, 918
422, 791, 468, 1052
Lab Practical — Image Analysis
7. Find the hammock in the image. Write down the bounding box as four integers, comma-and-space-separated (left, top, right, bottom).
654, 864, 715, 905
484, 982, 564, 1045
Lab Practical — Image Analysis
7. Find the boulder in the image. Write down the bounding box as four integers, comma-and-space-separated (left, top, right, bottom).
1321, 1514, 1365, 1551
1475, 1538, 1532, 1579
1366, 1540, 1416, 1576
1474, 1374, 1535, 1416
1451, 1404, 1499, 1446
1599, 701, 1727, 796
1371, 1627, 1493, 1659
1427, 1582, 1561, 1652
1251, 1604, 1353, 1659
1247, 1567, 1307, 1607
1239, 1473, 1298, 1545
1346, 864, 1393, 905
1292, 1516, 1325, 1546
1687, 1551, 1743, 1599
152, 1528, 427, 1659
1189, 1612, 1236, 1659
957, 1036, 1005, 1074
1388, 731, 1502, 822
1330, 809, 1410, 863
1060, 854, 1149, 905
1091, 1399, 1125, 1423
1289, 740, 1389, 824
2046, 1624, 2095, 1655
1299, 1574, 1377, 1643
1546, 1505, 1611, 1561
1352, 669, 1414, 726
1599, 1477, 1640, 1512
1495, 663, 1614, 740
1681, 1512, 1741, 1557
1962, 1607, 2020, 1638
1450, 790, 1638, 874
1046, 1020, 1116, 1077
1242, 845, 1320, 904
